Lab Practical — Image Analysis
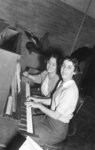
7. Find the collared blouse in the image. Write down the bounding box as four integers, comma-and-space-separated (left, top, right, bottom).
51, 80, 79, 123
33, 70, 59, 97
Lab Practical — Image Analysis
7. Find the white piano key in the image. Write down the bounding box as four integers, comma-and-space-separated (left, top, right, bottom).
20, 118, 26, 122
19, 127, 27, 132
19, 122, 27, 128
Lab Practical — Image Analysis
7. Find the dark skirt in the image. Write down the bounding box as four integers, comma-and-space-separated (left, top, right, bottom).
31, 115, 69, 146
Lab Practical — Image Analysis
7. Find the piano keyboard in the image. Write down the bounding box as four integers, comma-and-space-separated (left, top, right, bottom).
19, 82, 33, 135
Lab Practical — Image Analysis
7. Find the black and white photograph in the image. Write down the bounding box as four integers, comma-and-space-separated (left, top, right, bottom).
0, 0, 95, 150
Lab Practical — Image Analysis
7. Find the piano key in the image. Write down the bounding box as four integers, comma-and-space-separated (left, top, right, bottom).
20, 118, 26, 122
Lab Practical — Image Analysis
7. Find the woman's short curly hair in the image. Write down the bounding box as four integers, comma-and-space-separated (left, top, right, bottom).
61, 56, 80, 75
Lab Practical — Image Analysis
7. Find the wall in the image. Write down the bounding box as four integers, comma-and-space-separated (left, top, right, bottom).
61, 0, 95, 20
0, 0, 95, 97
0, 0, 95, 56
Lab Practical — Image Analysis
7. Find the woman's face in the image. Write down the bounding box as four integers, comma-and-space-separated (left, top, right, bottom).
61, 59, 75, 81
47, 57, 57, 74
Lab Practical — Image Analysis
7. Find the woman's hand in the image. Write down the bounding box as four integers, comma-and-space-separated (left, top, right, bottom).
23, 71, 28, 77
24, 101, 41, 109
27, 96, 51, 106
26, 96, 39, 103
26, 96, 33, 102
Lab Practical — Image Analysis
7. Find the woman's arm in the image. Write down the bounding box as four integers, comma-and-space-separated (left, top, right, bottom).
23, 71, 41, 83
27, 96, 51, 106
25, 101, 61, 120
39, 103, 62, 120
23, 71, 38, 82
23, 71, 46, 84
28, 74, 39, 82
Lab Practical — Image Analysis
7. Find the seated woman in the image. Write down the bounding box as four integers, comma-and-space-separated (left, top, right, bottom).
23, 54, 60, 97
25, 57, 79, 146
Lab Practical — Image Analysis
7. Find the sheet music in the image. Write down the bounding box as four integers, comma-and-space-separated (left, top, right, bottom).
19, 136, 43, 150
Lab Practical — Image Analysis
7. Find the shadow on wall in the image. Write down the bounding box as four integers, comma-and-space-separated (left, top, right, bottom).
71, 46, 94, 97
21, 31, 65, 72
0, 27, 22, 54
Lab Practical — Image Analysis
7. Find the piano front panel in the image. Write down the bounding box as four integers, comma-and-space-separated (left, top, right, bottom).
0, 48, 34, 148
0, 49, 21, 147
0, 49, 20, 116
4, 61, 21, 119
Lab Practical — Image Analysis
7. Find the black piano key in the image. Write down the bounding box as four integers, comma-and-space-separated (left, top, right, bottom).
20, 115, 26, 120
20, 120, 27, 125
20, 110, 26, 116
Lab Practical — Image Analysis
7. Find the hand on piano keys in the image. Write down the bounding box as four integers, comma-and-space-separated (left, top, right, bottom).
26, 96, 40, 103
23, 71, 29, 77
24, 101, 41, 109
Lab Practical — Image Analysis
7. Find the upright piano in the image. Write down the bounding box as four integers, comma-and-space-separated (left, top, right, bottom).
0, 48, 21, 148
0, 49, 43, 150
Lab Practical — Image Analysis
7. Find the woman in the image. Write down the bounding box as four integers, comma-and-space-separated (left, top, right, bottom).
23, 55, 60, 97
25, 57, 79, 146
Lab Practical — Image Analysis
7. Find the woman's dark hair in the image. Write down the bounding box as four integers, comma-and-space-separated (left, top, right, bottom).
46, 53, 60, 74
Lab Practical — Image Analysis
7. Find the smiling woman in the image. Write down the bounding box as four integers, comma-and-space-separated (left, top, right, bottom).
61, 57, 78, 82
22, 54, 60, 97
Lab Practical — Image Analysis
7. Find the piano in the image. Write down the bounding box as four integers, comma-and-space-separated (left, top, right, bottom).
0, 48, 43, 150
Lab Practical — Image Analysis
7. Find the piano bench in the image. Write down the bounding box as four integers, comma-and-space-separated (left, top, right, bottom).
42, 139, 67, 150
